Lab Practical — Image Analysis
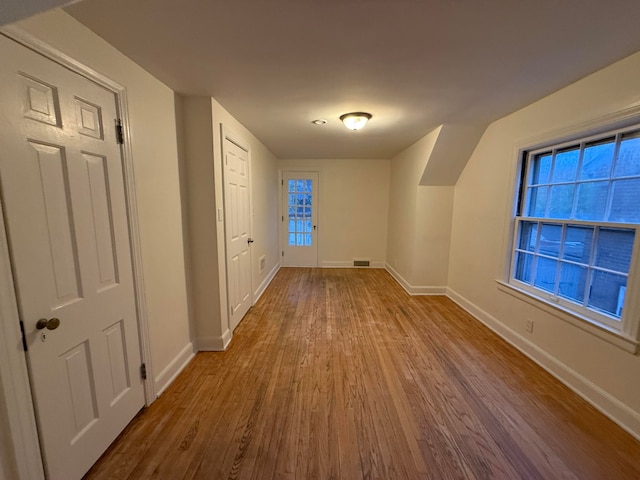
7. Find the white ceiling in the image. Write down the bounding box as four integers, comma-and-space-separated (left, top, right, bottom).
64, 0, 640, 159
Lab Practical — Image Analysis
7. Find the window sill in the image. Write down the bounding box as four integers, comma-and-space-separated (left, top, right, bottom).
495, 280, 639, 354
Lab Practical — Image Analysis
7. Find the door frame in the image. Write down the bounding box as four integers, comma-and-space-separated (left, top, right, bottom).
0, 26, 154, 480
220, 125, 254, 327
279, 167, 321, 267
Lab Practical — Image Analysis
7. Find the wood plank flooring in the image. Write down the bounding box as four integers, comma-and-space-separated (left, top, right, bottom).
84, 268, 640, 479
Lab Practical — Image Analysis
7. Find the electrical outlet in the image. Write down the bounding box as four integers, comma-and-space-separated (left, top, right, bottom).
526, 319, 534, 333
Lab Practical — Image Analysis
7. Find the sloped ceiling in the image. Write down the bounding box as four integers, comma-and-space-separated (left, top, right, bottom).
0, 0, 75, 26
56, 0, 640, 162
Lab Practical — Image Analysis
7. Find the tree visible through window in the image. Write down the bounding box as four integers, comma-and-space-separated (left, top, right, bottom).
511, 127, 640, 330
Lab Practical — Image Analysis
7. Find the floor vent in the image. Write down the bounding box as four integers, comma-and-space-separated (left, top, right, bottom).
353, 260, 370, 267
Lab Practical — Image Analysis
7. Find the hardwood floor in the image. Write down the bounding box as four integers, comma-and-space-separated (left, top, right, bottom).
84, 268, 640, 480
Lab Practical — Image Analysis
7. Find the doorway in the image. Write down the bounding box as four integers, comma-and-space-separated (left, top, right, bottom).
222, 132, 253, 331
0, 31, 149, 480
281, 171, 319, 267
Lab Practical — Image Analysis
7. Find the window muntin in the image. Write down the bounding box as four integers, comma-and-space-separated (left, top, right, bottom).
511, 126, 640, 330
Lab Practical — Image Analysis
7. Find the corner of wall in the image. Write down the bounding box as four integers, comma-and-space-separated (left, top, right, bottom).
385, 263, 447, 296
197, 329, 233, 352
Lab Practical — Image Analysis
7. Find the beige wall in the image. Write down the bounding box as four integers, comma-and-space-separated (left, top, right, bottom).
13, 10, 193, 391
279, 159, 390, 267
179, 97, 220, 344
181, 97, 279, 350
449, 50, 640, 436
386, 127, 453, 290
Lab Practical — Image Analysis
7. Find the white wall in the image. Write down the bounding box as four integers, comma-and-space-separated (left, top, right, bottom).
386, 128, 453, 291
12, 9, 193, 394
449, 50, 640, 438
181, 97, 279, 350
279, 159, 390, 267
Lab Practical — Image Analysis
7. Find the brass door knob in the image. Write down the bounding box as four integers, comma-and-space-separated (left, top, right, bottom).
36, 318, 60, 330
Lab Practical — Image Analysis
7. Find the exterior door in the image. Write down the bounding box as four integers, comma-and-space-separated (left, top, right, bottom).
282, 172, 319, 266
0, 35, 144, 480
223, 136, 252, 331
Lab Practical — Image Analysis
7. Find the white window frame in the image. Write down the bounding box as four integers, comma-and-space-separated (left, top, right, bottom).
498, 109, 640, 354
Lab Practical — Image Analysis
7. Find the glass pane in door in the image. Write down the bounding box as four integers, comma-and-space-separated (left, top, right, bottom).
287, 179, 312, 246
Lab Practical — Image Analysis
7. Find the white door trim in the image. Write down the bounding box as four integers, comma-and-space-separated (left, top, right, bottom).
0, 26, 154, 480
279, 167, 322, 267
220, 125, 254, 313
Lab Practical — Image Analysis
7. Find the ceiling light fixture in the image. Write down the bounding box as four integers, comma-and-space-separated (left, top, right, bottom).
340, 112, 372, 131
311, 119, 327, 125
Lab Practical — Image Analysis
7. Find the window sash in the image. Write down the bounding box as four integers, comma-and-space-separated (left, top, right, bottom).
510, 218, 638, 331
511, 123, 640, 334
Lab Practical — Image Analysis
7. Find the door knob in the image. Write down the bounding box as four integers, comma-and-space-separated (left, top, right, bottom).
36, 318, 60, 330
247, 238, 254, 244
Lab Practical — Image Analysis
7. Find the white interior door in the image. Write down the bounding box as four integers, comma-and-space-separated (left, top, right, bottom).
223, 136, 252, 331
282, 172, 319, 266
0, 35, 144, 480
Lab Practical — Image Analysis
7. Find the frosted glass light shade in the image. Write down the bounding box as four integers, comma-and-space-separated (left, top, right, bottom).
340, 112, 372, 130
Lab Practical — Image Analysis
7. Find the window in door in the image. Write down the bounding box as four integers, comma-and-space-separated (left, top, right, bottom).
287, 179, 313, 246
282, 171, 318, 267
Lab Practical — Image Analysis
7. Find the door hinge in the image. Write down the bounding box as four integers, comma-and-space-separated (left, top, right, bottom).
115, 119, 124, 145
281, 215, 284, 221
281, 179, 283, 186
282, 250, 284, 257
140, 363, 147, 380
19, 320, 27, 352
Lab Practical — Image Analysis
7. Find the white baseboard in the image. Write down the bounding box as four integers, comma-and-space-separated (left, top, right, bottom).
384, 264, 447, 295
153, 342, 195, 398
254, 262, 280, 303
321, 260, 386, 268
197, 329, 232, 352
446, 287, 640, 441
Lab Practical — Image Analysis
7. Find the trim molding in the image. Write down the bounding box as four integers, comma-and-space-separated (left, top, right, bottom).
198, 329, 233, 352
321, 261, 386, 268
446, 287, 640, 441
497, 281, 638, 354
254, 262, 280, 303
0, 195, 45, 480
154, 343, 195, 397
384, 264, 447, 295
221, 125, 253, 334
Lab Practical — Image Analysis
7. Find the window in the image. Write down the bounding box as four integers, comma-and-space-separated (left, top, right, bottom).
511, 126, 640, 332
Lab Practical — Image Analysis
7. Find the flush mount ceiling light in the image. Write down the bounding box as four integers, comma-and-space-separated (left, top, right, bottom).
311, 119, 327, 125
340, 112, 372, 131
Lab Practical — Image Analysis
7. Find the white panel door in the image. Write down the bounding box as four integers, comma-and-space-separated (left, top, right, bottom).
0, 35, 144, 480
223, 137, 252, 331
282, 172, 319, 266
